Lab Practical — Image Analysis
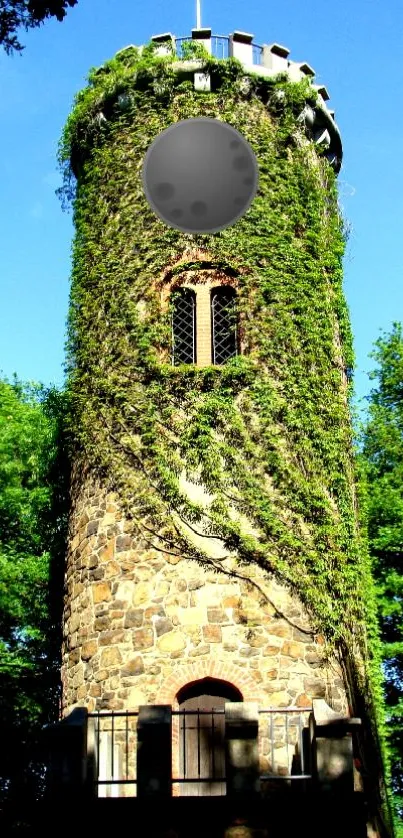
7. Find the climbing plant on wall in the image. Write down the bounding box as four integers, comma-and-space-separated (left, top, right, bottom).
58, 40, 394, 833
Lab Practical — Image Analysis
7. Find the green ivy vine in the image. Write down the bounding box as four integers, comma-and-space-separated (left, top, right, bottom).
59, 39, 394, 833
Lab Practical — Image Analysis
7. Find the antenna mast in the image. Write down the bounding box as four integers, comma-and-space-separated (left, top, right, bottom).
196, 0, 201, 28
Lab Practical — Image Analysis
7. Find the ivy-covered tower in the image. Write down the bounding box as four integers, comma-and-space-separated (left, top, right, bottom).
58, 27, 391, 835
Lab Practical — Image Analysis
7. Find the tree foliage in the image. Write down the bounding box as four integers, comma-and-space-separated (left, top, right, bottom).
360, 322, 403, 833
0, 375, 69, 807
0, 0, 77, 54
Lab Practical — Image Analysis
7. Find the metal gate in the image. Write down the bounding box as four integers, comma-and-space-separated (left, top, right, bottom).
177, 695, 226, 796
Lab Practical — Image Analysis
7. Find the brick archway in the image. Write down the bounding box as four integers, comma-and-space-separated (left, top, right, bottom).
156, 659, 262, 708
157, 660, 261, 796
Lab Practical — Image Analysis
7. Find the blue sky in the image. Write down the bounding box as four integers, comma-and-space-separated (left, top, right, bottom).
0, 0, 402, 419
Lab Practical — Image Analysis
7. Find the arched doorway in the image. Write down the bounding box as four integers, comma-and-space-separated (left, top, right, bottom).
177, 677, 242, 796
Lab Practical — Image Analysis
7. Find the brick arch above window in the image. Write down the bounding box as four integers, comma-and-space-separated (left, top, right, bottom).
155, 659, 262, 708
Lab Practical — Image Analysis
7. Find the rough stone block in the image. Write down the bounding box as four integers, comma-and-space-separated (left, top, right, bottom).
133, 628, 154, 650
177, 606, 206, 625
155, 617, 173, 636
304, 677, 326, 697
189, 644, 210, 656
281, 641, 305, 659
203, 624, 222, 642
99, 629, 125, 646
100, 647, 122, 667
94, 616, 110, 631
69, 649, 80, 666
86, 520, 99, 536
222, 596, 241, 609
248, 632, 267, 647
133, 581, 152, 606
265, 690, 290, 707
122, 656, 145, 676
81, 641, 98, 661
239, 646, 260, 657
104, 560, 120, 578
268, 622, 293, 638
93, 582, 112, 603
115, 580, 135, 603
262, 644, 281, 656
207, 607, 226, 623
157, 631, 186, 653
116, 535, 132, 552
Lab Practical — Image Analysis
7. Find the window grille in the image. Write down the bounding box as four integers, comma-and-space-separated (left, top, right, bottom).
171, 288, 196, 365
211, 287, 238, 365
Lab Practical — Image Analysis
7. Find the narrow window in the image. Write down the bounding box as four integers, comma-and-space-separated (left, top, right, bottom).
171, 288, 196, 365
211, 287, 238, 365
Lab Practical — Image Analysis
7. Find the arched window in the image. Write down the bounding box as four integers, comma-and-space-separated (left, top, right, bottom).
171, 287, 196, 365
211, 287, 238, 365
177, 678, 242, 796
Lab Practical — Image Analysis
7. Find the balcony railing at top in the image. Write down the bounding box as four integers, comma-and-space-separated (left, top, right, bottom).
175, 36, 263, 66
87, 707, 312, 797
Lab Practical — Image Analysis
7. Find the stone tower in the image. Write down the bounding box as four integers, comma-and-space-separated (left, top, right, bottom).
57, 26, 391, 836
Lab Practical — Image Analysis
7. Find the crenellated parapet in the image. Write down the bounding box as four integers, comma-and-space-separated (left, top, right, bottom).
139, 28, 342, 171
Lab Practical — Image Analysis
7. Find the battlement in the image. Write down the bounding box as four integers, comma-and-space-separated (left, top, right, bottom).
115, 29, 342, 170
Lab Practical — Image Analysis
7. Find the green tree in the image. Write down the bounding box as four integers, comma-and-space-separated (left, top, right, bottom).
360, 322, 403, 831
0, 1, 77, 54
0, 375, 69, 808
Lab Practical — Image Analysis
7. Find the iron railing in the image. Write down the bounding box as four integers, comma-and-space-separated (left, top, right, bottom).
174, 36, 264, 66
177, 709, 226, 794
87, 707, 312, 797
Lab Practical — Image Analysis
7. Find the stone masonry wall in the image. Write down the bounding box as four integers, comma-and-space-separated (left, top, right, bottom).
62, 473, 349, 720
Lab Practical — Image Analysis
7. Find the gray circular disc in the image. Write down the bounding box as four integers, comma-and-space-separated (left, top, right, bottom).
141, 117, 259, 234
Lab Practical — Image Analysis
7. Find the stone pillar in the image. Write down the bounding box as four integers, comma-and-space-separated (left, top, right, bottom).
229, 32, 254, 66
191, 27, 212, 55
150, 33, 176, 57
137, 705, 172, 797
225, 702, 260, 797
43, 708, 89, 798
310, 699, 361, 794
288, 61, 315, 82
261, 43, 290, 73
196, 285, 213, 366
191, 28, 212, 93
86, 713, 98, 798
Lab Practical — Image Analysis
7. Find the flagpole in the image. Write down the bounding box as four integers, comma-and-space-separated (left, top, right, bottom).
196, 0, 201, 29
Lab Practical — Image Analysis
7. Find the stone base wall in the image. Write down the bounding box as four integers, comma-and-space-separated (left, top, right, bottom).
62, 476, 349, 717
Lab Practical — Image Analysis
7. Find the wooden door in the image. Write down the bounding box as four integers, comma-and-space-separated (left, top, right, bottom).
179, 694, 226, 796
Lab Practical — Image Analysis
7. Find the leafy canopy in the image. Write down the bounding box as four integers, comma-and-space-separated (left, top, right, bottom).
360, 322, 403, 833
0, 0, 77, 54
0, 374, 69, 806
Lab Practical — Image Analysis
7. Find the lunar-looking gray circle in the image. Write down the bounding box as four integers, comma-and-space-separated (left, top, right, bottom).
141, 117, 259, 234
154, 182, 176, 200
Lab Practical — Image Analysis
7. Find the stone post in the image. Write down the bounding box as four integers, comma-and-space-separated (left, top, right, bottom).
261, 43, 290, 73
310, 698, 361, 794
191, 27, 212, 54
43, 708, 89, 798
225, 702, 260, 797
288, 61, 315, 82
137, 705, 172, 797
150, 33, 176, 57
86, 713, 98, 798
229, 32, 254, 66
